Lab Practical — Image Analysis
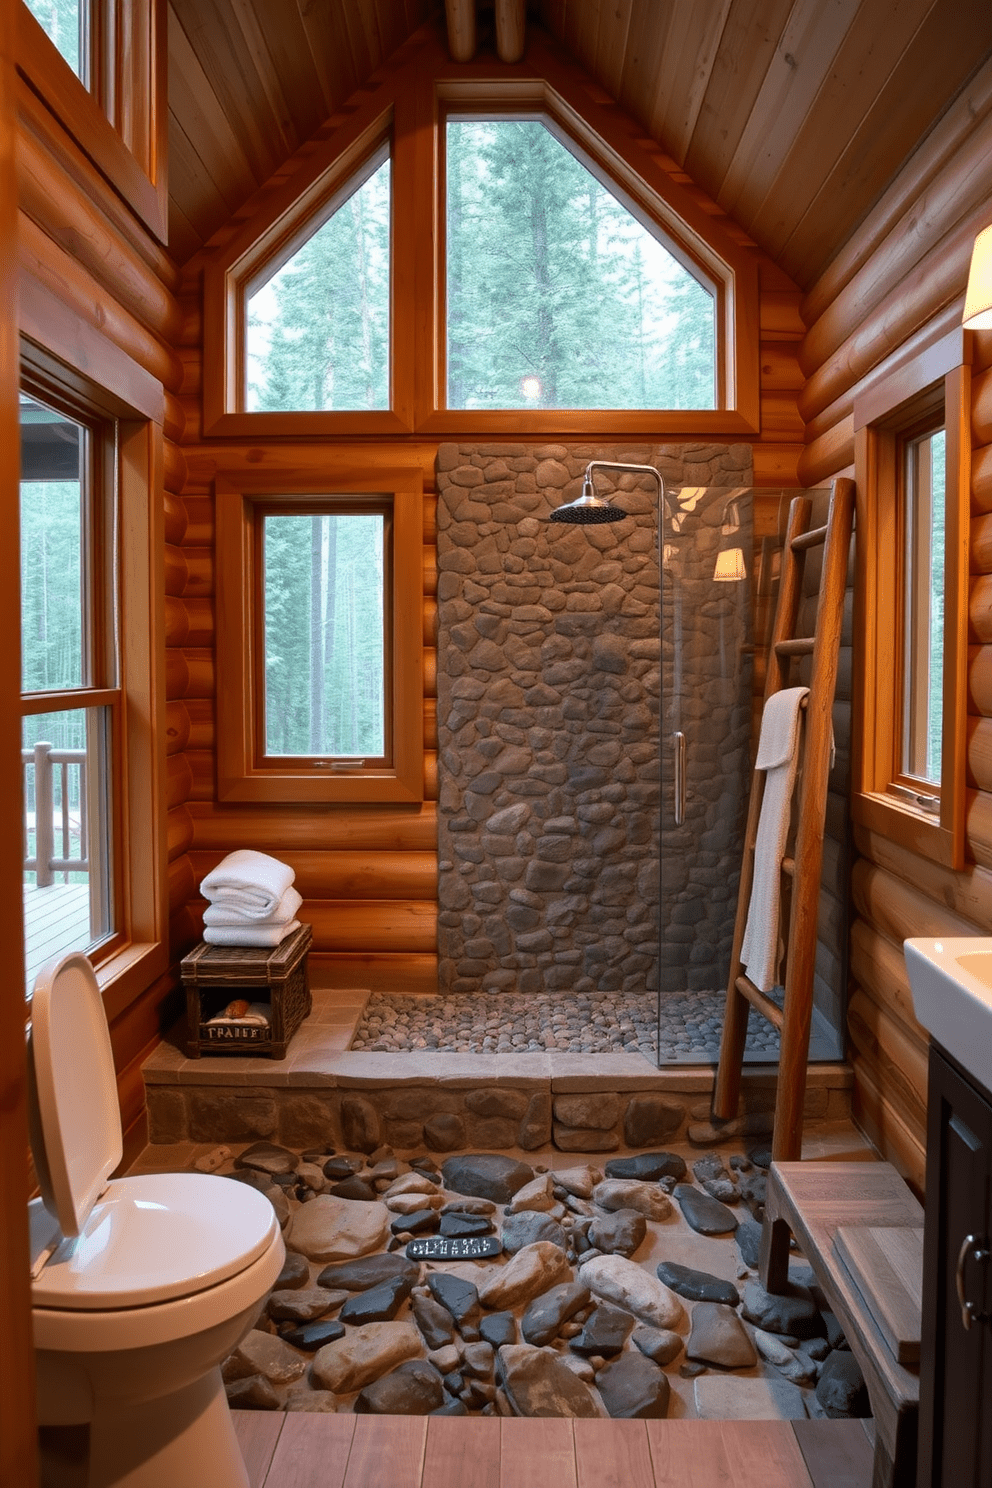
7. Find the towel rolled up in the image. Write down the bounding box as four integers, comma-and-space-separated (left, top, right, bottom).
203, 919, 301, 948
200, 850, 295, 920
203, 884, 302, 928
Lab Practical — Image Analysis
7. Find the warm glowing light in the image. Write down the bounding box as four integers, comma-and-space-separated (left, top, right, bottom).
713, 547, 746, 582
521, 376, 541, 400
964, 225, 992, 330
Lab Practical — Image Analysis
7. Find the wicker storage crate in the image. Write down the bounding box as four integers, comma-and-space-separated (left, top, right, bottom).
181, 923, 312, 1059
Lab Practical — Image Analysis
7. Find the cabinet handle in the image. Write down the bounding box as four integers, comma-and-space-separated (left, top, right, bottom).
955, 1233, 991, 1330
673, 731, 686, 826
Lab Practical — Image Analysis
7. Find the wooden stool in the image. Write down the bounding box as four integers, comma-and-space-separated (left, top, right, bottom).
181, 923, 312, 1059
760, 1161, 922, 1488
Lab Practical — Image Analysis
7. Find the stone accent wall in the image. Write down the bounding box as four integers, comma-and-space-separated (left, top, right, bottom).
436, 441, 753, 1002
145, 1067, 852, 1153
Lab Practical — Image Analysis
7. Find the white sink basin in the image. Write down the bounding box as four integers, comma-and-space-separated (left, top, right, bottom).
904, 937, 992, 1092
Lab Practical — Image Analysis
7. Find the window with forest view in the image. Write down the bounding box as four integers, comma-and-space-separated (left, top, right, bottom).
446, 118, 716, 411
263, 511, 386, 759
902, 426, 946, 786
24, 0, 86, 81
20, 393, 114, 991
246, 156, 390, 413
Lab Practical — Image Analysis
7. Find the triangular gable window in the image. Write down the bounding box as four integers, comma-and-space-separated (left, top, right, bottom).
446, 118, 715, 412
245, 152, 390, 413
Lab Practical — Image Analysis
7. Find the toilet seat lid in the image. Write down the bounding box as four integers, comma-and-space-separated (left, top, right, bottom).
31, 1172, 280, 1309
29, 953, 122, 1239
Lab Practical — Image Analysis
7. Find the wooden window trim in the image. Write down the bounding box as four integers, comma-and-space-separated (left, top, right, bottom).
17, 0, 167, 243
20, 351, 167, 1018
852, 326, 970, 869
202, 28, 760, 441
215, 467, 424, 804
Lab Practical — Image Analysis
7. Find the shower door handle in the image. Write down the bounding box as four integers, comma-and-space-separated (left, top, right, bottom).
673, 731, 686, 826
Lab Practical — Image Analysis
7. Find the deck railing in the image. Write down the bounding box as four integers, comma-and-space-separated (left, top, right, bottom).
22, 741, 88, 886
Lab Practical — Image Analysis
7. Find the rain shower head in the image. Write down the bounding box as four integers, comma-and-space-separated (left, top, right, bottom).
549, 480, 627, 524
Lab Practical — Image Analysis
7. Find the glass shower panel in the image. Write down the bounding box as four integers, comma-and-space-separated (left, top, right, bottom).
657, 486, 755, 1061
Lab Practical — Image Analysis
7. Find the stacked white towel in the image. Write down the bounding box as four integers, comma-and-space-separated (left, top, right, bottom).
200, 850, 302, 947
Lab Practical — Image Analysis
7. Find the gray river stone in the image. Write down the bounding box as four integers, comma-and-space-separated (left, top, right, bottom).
521, 1281, 591, 1346
322, 1156, 363, 1181
280, 1319, 346, 1351
501, 1211, 567, 1254
686, 1302, 757, 1369
497, 1344, 601, 1418
632, 1325, 683, 1365
741, 1279, 822, 1339
391, 1208, 438, 1236
480, 1311, 516, 1349
274, 1251, 310, 1290
596, 1350, 671, 1419
236, 1142, 299, 1177
267, 1286, 340, 1323
329, 1177, 379, 1203
588, 1208, 646, 1258
736, 1220, 764, 1269
225, 1375, 279, 1410
478, 1241, 572, 1309
440, 1212, 494, 1239
605, 1153, 687, 1182
655, 1261, 739, 1306
412, 1294, 455, 1350
440, 1154, 535, 1203
592, 1180, 672, 1221
338, 1272, 415, 1325
317, 1254, 418, 1292
579, 1255, 685, 1330
287, 1196, 390, 1261
224, 1330, 307, 1386
570, 1302, 635, 1357
816, 1351, 870, 1417
355, 1360, 445, 1416
673, 1185, 738, 1235
311, 1321, 422, 1394
428, 1271, 480, 1327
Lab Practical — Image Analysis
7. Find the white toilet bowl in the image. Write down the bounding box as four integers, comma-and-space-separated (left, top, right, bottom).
28, 953, 286, 1488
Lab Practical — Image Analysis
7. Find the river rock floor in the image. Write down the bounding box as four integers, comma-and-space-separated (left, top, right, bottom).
181, 1137, 870, 1424
351, 987, 782, 1062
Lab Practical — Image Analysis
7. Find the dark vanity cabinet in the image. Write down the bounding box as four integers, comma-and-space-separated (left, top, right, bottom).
918, 1045, 992, 1487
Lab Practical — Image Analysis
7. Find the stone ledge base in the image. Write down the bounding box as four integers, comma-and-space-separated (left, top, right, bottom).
145, 1059, 853, 1155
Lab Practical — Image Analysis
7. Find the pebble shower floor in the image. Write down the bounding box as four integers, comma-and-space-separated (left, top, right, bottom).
351, 987, 781, 1063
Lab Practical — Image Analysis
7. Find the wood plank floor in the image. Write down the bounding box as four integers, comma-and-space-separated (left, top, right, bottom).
233, 1413, 874, 1488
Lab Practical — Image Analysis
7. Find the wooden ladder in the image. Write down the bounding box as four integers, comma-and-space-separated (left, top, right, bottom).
712, 477, 856, 1162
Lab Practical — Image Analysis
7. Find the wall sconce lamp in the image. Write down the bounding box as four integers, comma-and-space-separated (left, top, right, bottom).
713, 547, 747, 581
713, 495, 747, 581
964, 225, 992, 329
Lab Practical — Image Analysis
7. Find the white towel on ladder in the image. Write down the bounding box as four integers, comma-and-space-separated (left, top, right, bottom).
740, 686, 810, 993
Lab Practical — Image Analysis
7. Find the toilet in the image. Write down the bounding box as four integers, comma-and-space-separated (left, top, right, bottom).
27, 952, 285, 1488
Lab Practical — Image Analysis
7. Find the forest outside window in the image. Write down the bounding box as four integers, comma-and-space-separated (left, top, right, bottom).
444, 116, 716, 412
245, 150, 391, 414
853, 336, 969, 868
215, 471, 423, 803
20, 392, 115, 993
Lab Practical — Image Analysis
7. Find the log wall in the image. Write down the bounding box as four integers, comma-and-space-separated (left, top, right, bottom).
16, 60, 180, 1157
796, 55, 992, 1195
174, 53, 809, 996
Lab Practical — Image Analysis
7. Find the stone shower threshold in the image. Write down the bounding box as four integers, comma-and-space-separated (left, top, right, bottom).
143, 985, 847, 1092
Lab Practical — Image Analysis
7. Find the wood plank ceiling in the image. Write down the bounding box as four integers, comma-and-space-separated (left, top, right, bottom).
168, 0, 992, 289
